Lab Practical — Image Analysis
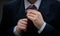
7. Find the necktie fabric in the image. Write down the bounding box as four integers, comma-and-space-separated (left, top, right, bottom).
21, 5, 38, 36
22, 5, 38, 36
26, 5, 37, 10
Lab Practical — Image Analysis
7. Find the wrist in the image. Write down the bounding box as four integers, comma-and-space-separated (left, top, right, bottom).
13, 26, 21, 36
38, 21, 45, 29
38, 22, 46, 34
16, 26, 22, 33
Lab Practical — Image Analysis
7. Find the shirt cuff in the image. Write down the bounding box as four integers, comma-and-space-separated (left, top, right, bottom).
38, 22, 46, 34
13, 26, 21, 36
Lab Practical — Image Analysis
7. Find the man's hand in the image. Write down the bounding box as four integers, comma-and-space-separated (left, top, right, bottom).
16, 18, 28, 32
26, 9, 45, 29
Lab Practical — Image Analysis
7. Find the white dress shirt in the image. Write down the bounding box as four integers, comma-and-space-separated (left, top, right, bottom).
13, 0, 46, 36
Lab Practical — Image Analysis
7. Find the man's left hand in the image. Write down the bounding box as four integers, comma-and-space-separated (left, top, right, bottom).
26, 9, 45, 29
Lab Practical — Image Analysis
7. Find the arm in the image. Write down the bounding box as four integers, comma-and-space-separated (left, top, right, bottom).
13, 26, 21, 36
26, 9, 58, 36
38, 22, 46, 34
38, 23, 57, 36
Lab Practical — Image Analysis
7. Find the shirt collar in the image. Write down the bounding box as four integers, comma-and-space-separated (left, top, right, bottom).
24, 0, 41, 9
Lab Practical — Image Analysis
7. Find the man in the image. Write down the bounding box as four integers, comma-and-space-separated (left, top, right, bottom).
0, 0, 60, 36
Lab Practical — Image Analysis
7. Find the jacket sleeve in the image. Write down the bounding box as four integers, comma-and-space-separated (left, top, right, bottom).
38, 23, 58, 36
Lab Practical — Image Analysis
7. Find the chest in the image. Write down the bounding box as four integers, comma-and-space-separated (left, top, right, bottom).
10, 1, 56, 25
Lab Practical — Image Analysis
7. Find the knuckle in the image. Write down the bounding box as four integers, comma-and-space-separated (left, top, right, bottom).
33, 18, 36, 21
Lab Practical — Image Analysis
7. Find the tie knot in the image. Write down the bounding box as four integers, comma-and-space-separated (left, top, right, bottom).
26, 5, 37, 10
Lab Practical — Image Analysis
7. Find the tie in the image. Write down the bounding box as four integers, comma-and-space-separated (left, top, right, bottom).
25, 5, 38, 36
26, 5, 37, 10
21, 5, 38, 36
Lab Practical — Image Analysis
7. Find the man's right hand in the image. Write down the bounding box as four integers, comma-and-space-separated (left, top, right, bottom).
16, 18, 28, 32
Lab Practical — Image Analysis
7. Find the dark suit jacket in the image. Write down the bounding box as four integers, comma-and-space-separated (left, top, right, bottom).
0, 0, 60, 36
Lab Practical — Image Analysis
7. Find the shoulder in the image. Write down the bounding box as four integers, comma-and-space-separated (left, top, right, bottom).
3, 0, 21, 9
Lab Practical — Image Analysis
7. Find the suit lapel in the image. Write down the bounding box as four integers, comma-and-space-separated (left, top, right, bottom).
12, 0, 26, 24
15, 0, 55, 29
15, 0, 55, 26
38, 0, 55, 22
16, 0, 26, 20
13, 0, 56, 35
38, 0, 48, 22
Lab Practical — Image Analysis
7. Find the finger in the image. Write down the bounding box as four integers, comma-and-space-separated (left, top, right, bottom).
19, 19, 28, 24
27, 9, 38, 15
19, 24, 27, 27
21, 19, 28, 22
19, 20, 27, 25
27, 15, 34, 21
27, 13, 36, 18
18, 25, 27, 30
19, 18, 27, 22
17, 23, 27, 29
27, 11, 36, 15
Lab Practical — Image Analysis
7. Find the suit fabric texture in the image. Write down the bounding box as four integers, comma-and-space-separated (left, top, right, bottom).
0, 0, 60, 36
